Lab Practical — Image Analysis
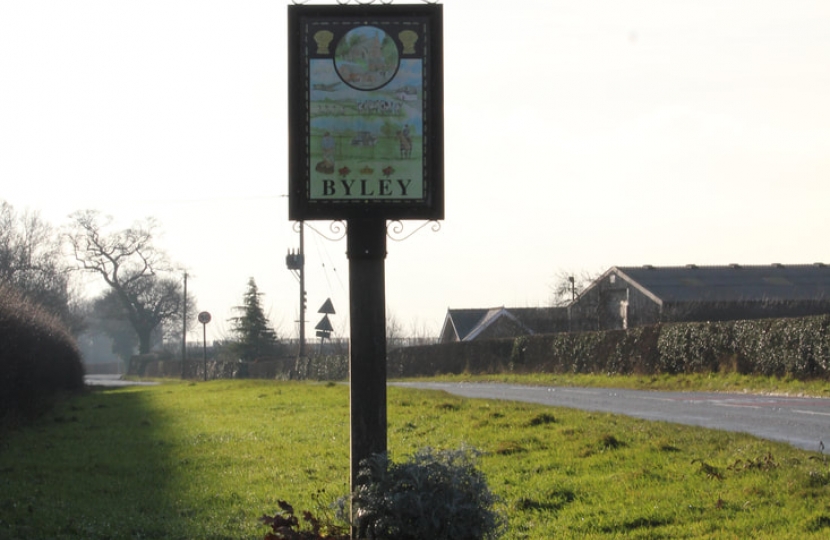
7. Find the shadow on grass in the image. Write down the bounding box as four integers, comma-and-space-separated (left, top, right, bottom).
0, 386, 189, 539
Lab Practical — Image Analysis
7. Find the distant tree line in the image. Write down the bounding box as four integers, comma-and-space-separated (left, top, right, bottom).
0, 202, 196, 372
0, 202, 81, 332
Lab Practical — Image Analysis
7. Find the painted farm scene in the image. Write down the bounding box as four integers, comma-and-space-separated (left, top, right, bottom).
308, 25, 424, 200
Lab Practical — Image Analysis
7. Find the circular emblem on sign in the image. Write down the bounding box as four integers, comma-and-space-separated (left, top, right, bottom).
198, 311, 212, 324
334, 26, 399, 91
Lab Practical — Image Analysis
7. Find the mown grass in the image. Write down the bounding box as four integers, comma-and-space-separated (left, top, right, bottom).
2, 379, 830, 539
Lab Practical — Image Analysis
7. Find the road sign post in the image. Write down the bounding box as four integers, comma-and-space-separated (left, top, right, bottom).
198, 311, 211, 381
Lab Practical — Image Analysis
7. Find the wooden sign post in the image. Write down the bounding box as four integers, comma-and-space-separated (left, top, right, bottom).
287, 6, 443, 531
346, 218, 388, 488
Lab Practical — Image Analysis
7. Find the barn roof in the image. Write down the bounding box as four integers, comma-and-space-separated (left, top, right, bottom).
614, 264, 830, 304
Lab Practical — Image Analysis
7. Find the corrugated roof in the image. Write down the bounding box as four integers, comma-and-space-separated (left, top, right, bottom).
616, 264, 830, 303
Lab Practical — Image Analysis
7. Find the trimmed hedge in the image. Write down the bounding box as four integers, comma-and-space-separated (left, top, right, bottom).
387, 315, 830, 380
130, 355, 350, 381
126, 315, 830, 383
0, 283, 85, 422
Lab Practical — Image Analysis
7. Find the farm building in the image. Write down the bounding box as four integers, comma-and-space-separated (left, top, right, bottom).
442, 264, 830, 341
569, 264, 830, 331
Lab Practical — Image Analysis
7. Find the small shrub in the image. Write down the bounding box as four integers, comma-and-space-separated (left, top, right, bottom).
348, 446, 506, 540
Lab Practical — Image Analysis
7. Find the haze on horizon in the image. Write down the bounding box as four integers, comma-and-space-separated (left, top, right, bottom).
1, 0, 828, 341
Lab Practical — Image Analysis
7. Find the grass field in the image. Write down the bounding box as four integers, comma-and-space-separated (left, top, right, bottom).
2, 379, 830, 539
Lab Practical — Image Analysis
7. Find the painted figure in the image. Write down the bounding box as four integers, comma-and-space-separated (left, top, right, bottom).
398, 125, 412, 159
316, 131, 336, 174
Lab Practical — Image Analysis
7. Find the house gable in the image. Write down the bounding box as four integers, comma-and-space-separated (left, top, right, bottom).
440, 308, 490, 342
441, 307, 542, 342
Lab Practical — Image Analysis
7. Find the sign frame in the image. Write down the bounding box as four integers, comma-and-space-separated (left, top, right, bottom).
288, 3, 444, 221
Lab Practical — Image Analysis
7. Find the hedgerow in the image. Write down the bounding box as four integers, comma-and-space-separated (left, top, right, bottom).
388, 315, 830, 380
0, 283, 84, 423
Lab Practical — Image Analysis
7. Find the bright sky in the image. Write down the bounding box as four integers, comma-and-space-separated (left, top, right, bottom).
1, 0, 829, 342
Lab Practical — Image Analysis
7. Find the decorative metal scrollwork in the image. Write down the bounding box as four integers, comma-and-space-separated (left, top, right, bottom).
291, 0, 439, 4
386, 220, 441, 242
294, 220, 439, 243
301, 220, 348, 242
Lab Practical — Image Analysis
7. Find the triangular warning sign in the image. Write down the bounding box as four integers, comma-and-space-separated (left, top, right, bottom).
318, 298, 335, 314
315, 314, 334, 332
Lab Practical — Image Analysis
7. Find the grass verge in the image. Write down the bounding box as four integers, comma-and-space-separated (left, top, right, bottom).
419, 371, 830, 397
1, 379, 829, 539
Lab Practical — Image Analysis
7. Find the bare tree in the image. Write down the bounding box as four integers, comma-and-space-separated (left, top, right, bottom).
549, 268, 599, 307
0, 201, 79, 331
407, 318, 439, 346
64, 210, 189, 354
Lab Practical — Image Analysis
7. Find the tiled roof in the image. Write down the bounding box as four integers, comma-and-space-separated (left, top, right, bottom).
616, 264, 830, 303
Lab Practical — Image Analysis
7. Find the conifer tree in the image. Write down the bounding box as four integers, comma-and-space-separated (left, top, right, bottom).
228, 277, 277, 360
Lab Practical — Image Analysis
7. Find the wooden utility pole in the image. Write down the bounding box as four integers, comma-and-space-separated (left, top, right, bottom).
285, 223, 307, 362
181, 271, 187, 379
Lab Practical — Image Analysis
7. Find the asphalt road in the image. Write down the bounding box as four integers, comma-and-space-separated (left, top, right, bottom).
392, 381, 830, 452
84, 374, 158, 388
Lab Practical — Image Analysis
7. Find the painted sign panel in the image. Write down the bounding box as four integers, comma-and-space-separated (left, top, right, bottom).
288, 4, 443, 221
